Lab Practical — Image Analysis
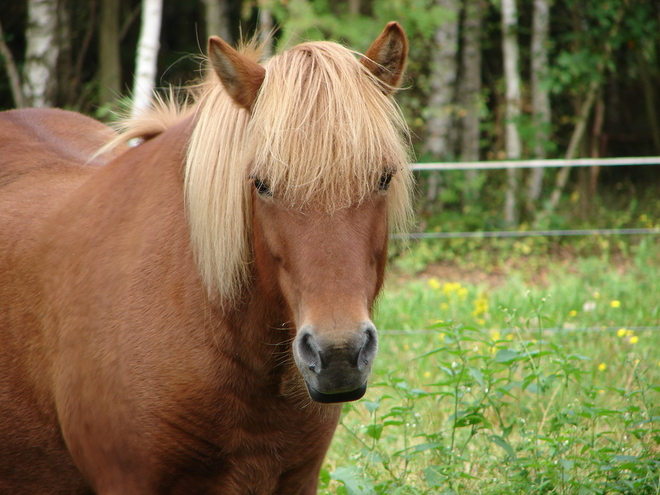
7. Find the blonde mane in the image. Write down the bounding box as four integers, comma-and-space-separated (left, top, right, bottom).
116, 40, 413, 304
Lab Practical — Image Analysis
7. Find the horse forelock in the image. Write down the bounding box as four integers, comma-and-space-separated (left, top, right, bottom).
185, 40, 414, 304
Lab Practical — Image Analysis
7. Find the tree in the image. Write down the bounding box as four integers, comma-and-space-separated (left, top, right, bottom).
424, 0, 460, 201
202, 0, 232, 43
22, 0, 60, 107
526, 0, 551, 214
99, 0, 121, 109
131, 0, 162, 118
0, 18, 25, 108
501, 0, 522, 226
459, 0, 484, 201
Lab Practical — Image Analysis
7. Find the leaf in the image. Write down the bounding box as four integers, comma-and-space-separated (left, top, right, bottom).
363, 401, 380, 415
424, 465, 446, 488
494, 348, 520, 364
366, 423, 383, 440
331, 466, 375, 495
489, 435, 516, 459
468, 367, 485, 387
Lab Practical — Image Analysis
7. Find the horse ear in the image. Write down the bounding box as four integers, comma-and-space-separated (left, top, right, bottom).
362, 22, 408, 94
208, 36, 266, 111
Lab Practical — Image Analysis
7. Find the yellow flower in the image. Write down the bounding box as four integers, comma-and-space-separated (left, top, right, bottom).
569, 310, 577, 317
626, 329, 634, 336
441, 302, 450, 311
428, 278, 441, 290
629, 336, 639, 344
457, 287, 468, 300
598, 389, 605, 394
477, 318, 485, 326
490, 331, 501, 341
423, 371, 431, 378
438, 333, 445, 341
593, 292, 600, 299
610, 300, 621, 308
617, 328, 627, 338
403, 344, 409, 351
598, 363, 607, 371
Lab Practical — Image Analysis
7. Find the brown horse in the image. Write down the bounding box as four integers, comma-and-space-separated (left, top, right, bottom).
0, 23, 412, 494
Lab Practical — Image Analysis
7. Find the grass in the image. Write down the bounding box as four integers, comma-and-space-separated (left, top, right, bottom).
320, 237, 660, 494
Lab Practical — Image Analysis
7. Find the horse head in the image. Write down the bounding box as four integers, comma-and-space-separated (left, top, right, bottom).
205, 23, 411, 403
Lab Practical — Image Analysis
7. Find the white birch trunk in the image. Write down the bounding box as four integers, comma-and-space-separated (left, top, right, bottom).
425, 0, 460, 160
501, 0, 521, 226
22, 0, 59, 108
131, 0, 162, 119
459, 0, 483, 200
424, 0, 460, 202
527, 0, 551, 211
203, 0, 231, 42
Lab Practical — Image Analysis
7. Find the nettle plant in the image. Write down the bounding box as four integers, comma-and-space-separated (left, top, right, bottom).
322, 295, 660, 495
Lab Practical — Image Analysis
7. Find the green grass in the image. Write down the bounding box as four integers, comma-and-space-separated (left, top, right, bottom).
321, 238, 660, 494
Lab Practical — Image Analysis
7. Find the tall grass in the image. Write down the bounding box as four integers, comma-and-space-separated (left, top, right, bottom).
321, 239, 660, 494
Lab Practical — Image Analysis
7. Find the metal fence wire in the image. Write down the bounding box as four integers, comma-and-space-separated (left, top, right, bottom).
401, 156, 660, 240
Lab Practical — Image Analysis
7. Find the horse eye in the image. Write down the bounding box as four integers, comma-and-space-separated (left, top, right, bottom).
254, 178, 272, 196
378, 171, 394, 191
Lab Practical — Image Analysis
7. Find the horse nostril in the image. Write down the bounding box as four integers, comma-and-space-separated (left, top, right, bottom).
297, 331, 321, 374
358, 324, 378, 370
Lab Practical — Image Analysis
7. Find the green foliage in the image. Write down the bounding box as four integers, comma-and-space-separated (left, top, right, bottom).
322, 255, 660, 494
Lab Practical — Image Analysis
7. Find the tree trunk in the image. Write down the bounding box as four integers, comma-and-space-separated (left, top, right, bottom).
131, 0, 162, 119
501, 0, 521, 226
258, 2, 273, 59
99, 0, 122, 109
425, 0, 460, 161
202, 0, 231, 43
0, 18, 25, 108
424, 0, 459, 203
526, 0, 551, 214
459, 0, 483, 203
22, 0, 60, 107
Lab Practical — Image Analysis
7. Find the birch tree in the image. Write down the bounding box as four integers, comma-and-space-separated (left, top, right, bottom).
459, 0, 483, 200
202, 0, 232, 43
526, 0, 551, 213
501, 0, 522, 226
131, 0, 162, 119
424, 0, 460, 201
22, 0, 60, 107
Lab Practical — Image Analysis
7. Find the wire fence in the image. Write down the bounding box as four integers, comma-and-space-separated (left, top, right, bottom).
402, 155, 660, 240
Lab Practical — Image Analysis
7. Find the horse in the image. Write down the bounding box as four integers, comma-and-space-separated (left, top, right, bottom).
0, 22, 413, 494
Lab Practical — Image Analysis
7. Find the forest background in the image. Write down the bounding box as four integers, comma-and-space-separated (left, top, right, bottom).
1, 0, 659, 234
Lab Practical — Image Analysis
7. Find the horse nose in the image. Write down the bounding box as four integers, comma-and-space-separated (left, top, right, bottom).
294, 322, 378, 403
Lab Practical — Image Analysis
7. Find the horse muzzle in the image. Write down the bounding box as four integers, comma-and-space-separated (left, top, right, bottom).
293, 322, 378, 404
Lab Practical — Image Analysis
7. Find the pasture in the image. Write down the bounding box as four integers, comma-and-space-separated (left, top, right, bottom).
322, 238, 660, 494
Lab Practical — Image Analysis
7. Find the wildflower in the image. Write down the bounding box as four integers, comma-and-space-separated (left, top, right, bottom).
490, 331, 501, 341
593, 292, 600, 299
477, 318, 485, 326
598, 389, 605, 394
629, 336, 639, 344
610, 300, 621, 308
438, 333, 445, 341
457, 287, 468, 300
428, 278, 441, 290
569, 310, 577, 317
473, 295, 489, 317
583, 301, 596, 311
598, 363, 607, 371
617, 328, 627, 338
403, 344, 410, 351
423, 371, 431, 378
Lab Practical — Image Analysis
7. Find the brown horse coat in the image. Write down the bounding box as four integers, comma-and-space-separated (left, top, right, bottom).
0, 23, 411, 495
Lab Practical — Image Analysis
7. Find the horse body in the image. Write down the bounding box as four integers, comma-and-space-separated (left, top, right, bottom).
0, 23, 411, 494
